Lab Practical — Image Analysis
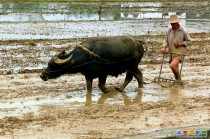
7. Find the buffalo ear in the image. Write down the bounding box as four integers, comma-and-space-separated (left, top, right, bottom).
61, 50, 66, 55
139, 40, 145, 45
140, 41, 147, 52
58, 50, 66, 57
135, 39, 145, 45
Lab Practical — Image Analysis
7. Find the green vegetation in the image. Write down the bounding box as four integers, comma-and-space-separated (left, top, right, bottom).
0, 0, 209, 3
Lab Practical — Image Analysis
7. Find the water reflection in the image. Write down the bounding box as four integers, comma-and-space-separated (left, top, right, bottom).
85, 92, 92, 106
1, 85, 207, 118
169, 87, 181, 101
85, 89, 143, 106
0, 86, 184, 118
0, 2, 209, 22
0, 2, 209, 41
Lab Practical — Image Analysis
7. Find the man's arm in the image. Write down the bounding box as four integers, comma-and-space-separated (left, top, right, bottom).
160, 32, 169, 54
175, 28, 192, 47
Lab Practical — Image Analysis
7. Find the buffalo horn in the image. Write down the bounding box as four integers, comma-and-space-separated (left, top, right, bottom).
53, 54, 73, 64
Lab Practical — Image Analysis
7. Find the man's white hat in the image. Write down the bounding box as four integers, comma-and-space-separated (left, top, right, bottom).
168, 14, 180, 23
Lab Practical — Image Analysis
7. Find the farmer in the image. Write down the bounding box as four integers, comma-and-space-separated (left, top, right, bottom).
161, 14, 192, 81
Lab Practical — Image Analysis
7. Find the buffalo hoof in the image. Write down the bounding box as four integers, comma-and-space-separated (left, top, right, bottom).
102, 88, 112, 93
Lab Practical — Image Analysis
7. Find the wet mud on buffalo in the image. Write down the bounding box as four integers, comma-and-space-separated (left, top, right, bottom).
40, 36, 146, 93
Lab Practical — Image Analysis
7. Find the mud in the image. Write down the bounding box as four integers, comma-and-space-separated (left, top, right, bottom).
0, 1, 210, 139
0, 62, 210, 139
0, 37, 210, 138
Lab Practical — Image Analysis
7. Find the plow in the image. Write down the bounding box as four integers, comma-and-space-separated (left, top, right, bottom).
153, 52, 187, 86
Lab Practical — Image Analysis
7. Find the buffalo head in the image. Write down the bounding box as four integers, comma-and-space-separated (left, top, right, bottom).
40, 51, 73, 81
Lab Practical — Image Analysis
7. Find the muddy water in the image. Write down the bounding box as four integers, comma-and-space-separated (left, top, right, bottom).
0, 88, 159, 118
0, 64, 209, 138
1, 2, 210, 22
0, 2, 210, 40
0, 87, 165, 115
0, 63, 209, 119
0, 83, 194, 118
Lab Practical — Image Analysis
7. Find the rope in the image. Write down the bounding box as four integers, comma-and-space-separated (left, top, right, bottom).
75, 44, 146, 64
44, 44, 166, 87
44, 45, 145, 75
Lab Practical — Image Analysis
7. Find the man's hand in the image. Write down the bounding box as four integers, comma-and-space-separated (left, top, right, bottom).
174, 41, 184, 47
160, 47, 168, 54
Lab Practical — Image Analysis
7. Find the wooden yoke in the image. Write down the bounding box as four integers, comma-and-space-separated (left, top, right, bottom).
75, 45, 100, 58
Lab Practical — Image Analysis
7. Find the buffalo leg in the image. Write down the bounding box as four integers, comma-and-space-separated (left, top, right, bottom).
117, 71, 133, 92
98, 76, 110, 93
85, 76, 93, 93
133, 68, 143, 88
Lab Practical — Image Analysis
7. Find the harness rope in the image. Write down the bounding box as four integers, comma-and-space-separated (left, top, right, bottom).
75, 45, 168, 87
44, 44, 166, 87
44, 44, 145, 72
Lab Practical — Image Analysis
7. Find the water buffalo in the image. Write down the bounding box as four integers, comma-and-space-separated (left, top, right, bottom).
40, 36, 145, 93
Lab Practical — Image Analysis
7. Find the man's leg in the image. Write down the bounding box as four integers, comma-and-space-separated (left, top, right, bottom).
169, 59, 181, 81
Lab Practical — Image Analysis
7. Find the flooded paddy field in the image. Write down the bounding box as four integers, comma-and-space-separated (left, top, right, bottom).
0, 1, 210, 139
